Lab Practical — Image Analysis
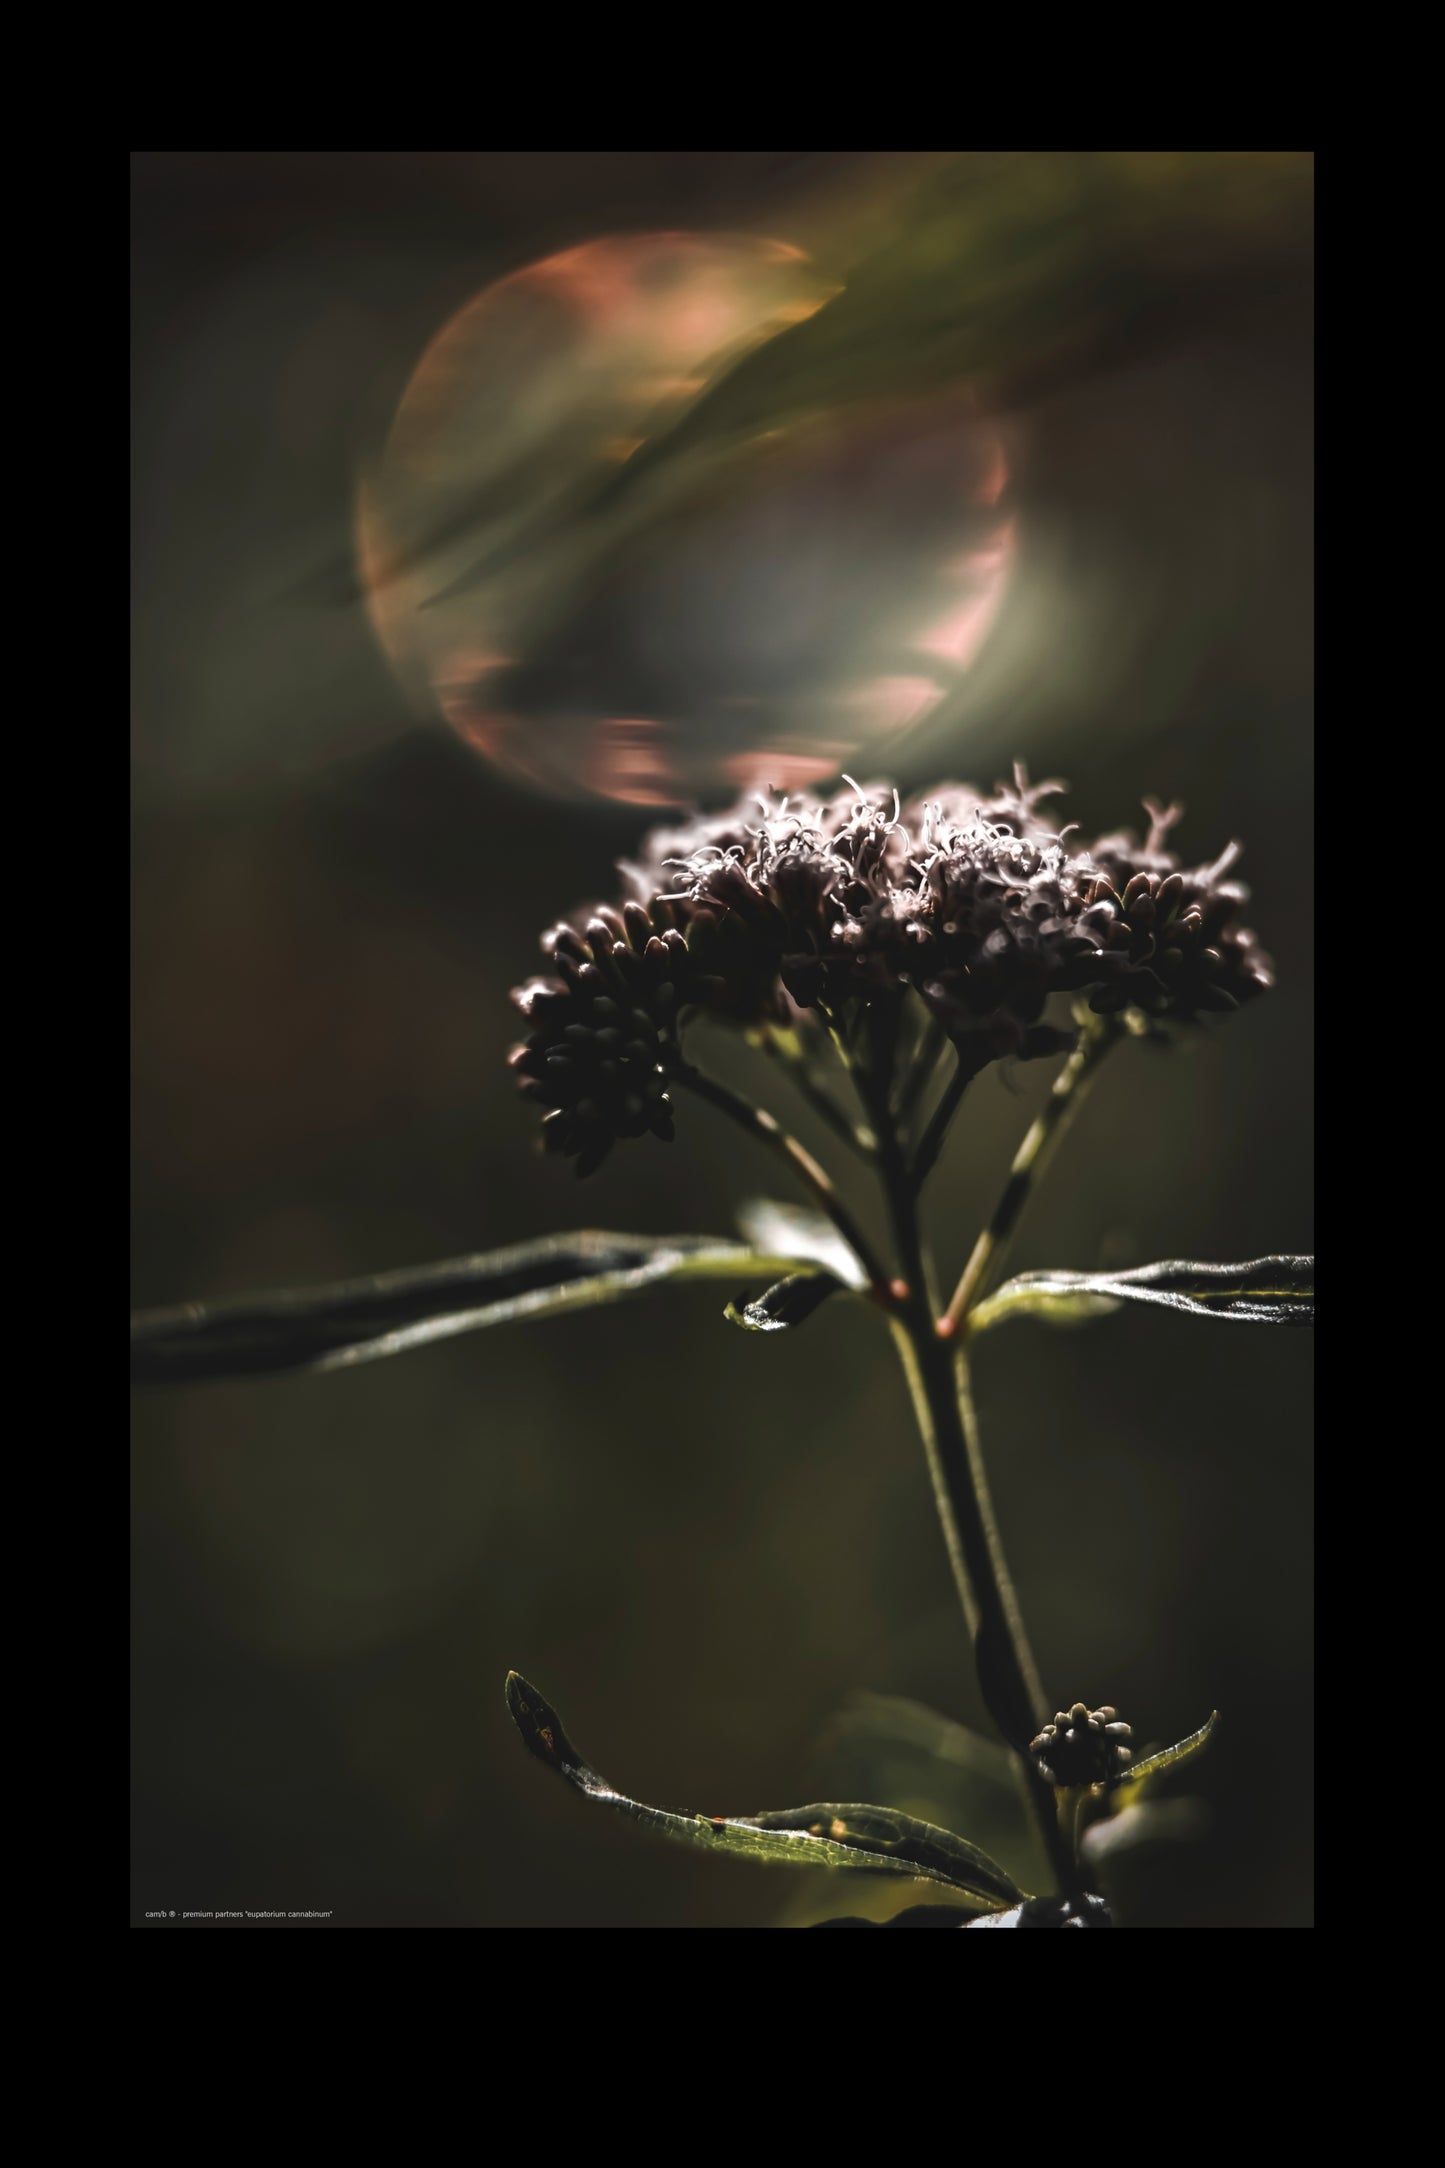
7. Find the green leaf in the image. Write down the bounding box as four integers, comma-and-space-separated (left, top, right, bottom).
824, 1693, 1016, 1792
1079, 1801, 1211, 1928
1108, 1711, 1221, 1798
969, 1256, 1314, 1336
724, 1272, 845, 1333
811, 1904, 975, 1930
131, 1232, 833, 1385
735, 1199, 869, 1289
801, 1693, 1046, 1911
504, 1672, 1025, 1911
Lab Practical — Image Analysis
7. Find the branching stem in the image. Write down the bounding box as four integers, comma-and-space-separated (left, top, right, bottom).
668, 1062, 888, 1292
764, 1041, 877, 1157
894, 1010, 948, 1133
943, 1019, 1119, 1332
909, 1051, 975, 1192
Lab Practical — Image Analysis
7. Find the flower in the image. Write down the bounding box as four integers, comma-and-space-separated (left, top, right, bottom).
508, 767, 1275, 1171
508, 904, 691, 1178
895, 776, 1102, 1074
1029, 1703, 1134, 1788
1081, 800, 1274, 1020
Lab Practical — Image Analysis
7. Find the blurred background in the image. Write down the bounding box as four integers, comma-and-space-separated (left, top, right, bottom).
131, 151, 1313, 1928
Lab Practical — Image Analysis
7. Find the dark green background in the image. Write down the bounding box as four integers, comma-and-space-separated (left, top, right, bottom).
131, 152, 1313, 1928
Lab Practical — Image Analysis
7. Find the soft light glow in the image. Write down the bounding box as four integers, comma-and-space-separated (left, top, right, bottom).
358, 232, 1014, 806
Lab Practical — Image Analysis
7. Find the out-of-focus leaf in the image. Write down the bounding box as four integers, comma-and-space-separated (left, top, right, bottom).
825, 1693, 1016, 1792
736, 1199, 870, 1290
1108, 1711, 1221, 1800
504, 1672, 1025, 1910
579, 153, 1313, 536
791, 1692, 1046, 1921
811, 1904, 974, 1929
1080, 1801, 1212, 1929
131, 1233, 826, 1385
724, 1272, 845, 1334
969, 1257, 1314, 1336
1083, 1799, 1211, 1868
424, 154, 1311, 618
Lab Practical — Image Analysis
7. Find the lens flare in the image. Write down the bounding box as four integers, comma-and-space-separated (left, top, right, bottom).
358, 232, 1014, 806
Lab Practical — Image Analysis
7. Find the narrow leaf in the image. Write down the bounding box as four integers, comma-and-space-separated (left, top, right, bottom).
825, 1693, 1015, 1792
811, 1905, 974, 1929
1108, 1711, 1221, 1797
969, 1256, 1314, 1335
131, 1233, 825, 1386
565, 155, 1313, 547
1080, 1802, 1211, 1928
724, 1272, 844, 1334
736, 1199, 869, 1289
505, 1672, 1024, 1910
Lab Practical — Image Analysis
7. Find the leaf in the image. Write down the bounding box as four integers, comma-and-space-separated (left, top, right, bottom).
409, 155, 1311, 627
1079, 1802, 1211, 1929
969, 1256, 1314, 1336
1082, 1799, 1211, 1867
736, 1198, 869, 1289
131, 1232, 832, 1386
1108, 1711, 1221, 1799
571, 154, 1313, 544
504, 1672, 1025, 1911
971, 1287, 1124, 1332
724, 1272, 845, 1334
799, 1693, 1046, 1912
824, 1693, 1016, 1792
811, 1904, 975, 1929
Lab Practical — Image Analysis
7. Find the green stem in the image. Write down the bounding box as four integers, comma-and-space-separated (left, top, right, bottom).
764, 1041, 877, 1157
953, 1349, 1046, 1723
909, 1051, 975, 1192
669, 1063, 889, 1293
885, 1298, 1079, 1899
894, 1009, 948, 1134
863, 1063, 1080, 1898
943, 1018, 1119, 1332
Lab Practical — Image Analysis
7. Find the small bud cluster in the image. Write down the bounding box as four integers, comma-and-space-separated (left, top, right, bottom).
1030, 1703, 1134, 1789
1082, 801, 1273, 1021
509, 904, 690, 1178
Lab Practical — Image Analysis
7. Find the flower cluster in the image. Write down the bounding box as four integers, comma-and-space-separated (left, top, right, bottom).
509, 768, 1274, 1173
508, 906, 690, 1179
1081, 800, 1274, 1022
1029, 1704, 1134, 1789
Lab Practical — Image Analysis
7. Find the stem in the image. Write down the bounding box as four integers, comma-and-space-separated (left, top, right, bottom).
909, 1050, 975, 1192
943, 1018, 1118, 1332
864, 1064, 1080, 1898
894, 1009, 948, 1133
885, 1299, 1079, 1899
669, 1062, 889, 1292
764, 1041, 877, 1157
954, 1348, 1046, 1725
